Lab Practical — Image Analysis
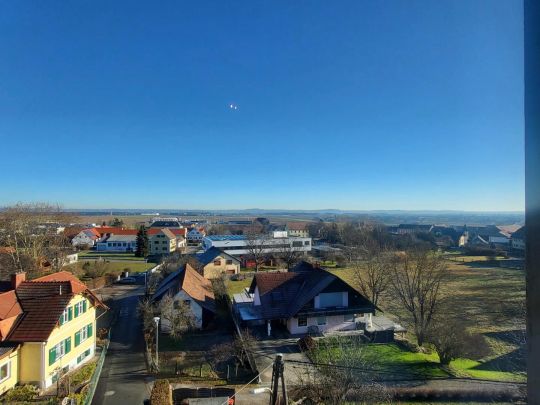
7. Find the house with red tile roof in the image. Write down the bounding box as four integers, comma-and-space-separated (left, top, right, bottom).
152, 264, 216, 329
0, 271, 106, 394
71, 228, 101, 248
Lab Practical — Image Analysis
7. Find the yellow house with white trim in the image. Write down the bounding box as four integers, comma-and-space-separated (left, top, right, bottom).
0, 271, 106, 394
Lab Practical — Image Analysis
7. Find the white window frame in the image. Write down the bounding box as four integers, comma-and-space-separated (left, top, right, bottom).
55, 341, 66, 359
80, 325, 89, 342
60, 308, 69, 324
0, 361, 10, 383
297, 316, 307, 327
76, 301, 85, 316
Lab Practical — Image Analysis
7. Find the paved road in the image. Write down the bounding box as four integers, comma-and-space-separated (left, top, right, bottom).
93, 285, 151, 405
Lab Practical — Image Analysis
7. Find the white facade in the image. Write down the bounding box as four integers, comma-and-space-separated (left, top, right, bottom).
202, 235, 312, 256
287, 314, 357, 335
96, 235, 137, 252
160, 290, 204, 331
187, 229, 205, 244
71, 231, 99, 247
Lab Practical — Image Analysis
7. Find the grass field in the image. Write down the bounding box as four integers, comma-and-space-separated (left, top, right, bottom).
78, 251, 147, 261
226, 277, 253, 298
66, 260, 155, 275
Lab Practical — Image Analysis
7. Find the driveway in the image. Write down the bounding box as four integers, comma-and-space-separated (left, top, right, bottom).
250, 327, 314, 386
92, 285, 152, 405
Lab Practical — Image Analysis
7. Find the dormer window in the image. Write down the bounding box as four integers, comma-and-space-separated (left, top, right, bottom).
59, 306, 73, 325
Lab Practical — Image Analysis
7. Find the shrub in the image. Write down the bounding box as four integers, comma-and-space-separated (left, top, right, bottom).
70, 361, 97, 387
66, 392, 86, 405
150, 379, 172, 405
298, 336, 318, 352
4, 384, 39, 402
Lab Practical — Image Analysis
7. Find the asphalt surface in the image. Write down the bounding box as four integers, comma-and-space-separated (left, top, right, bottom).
92, 285, 151, 405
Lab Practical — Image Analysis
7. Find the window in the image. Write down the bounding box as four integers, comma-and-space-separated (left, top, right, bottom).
226, 259, 233, 265
344, 314, 354, 323
317, 316, 326, 326
304, 241, 310, 246
77, 349, 91, 364
59, 306, 73, 325
318, 292, 343, 308
75, 323, 93, 347
0, 361, 10, 383
213, 260, 222, 266
297, 316, 307, 327
74, 300, 87, 317
183, 299, 191, 307
49, 337, 72, 365
292, 241, 303, 247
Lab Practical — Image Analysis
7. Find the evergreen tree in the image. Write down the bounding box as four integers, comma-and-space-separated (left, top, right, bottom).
135, 226, 149, 257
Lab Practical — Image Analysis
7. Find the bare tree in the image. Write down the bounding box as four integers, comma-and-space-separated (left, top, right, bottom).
353, 249, 391, 308
389, 250, 448, 346
243, 230, 271, 272
0, 203, 75, 278
294, 337, 392, 404
159, 293, 195, 340
276, 241, 303, 270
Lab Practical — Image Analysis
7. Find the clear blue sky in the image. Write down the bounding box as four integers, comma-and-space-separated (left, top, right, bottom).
0, 1, 524, 211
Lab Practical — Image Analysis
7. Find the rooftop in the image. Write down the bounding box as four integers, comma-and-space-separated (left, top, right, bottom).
206, 235, 247, 241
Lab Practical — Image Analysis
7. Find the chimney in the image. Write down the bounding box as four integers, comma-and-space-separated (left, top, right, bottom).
59, 284, 62, 295
11, 272, 26, 289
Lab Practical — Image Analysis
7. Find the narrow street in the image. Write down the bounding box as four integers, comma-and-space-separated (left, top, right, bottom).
93, 285, 151, 405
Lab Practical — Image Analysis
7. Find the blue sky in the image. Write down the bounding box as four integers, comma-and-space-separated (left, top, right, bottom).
0, 1, 523, 211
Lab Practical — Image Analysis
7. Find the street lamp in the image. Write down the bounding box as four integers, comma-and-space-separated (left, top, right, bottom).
153, 316, 160, 370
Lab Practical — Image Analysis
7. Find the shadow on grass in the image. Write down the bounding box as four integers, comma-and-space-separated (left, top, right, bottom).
472, 346, 526, 373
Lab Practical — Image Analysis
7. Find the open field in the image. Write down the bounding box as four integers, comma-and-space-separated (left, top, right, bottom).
65, 260, 155, 275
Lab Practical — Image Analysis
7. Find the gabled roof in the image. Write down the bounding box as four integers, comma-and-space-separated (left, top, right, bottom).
286, 222, 308, 231
95, 227, 138, 236
152, 264, 216, 313
4, 272, 107, 342
249, 261, 376, 320
193, 247, 238, 266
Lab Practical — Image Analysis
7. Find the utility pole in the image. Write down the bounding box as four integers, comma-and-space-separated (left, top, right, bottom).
269, 353, 288, 405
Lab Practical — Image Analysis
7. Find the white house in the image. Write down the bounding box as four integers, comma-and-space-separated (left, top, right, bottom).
71, 229, 101, 248
234, 262, 380, 337
187, 228, 206, 245
96, 235, 137, 252
151, 264, 216, 330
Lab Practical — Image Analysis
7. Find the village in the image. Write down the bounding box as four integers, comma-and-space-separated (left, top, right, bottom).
0, 206, 527, 404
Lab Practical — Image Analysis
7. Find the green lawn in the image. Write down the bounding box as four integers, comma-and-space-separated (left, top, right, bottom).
225, 277, 253, 298
66, 260, 155, 275
78, 251, 147, 261
449, 358, 526, 382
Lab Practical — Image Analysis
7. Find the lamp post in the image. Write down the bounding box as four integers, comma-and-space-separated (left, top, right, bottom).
153, 316, 160, 370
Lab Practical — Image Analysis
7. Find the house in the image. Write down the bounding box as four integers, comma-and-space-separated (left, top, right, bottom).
96, 234, 138, 252
286, 223, 309, 238
234, 261, 378, 337
152, 264, 216, 329
71, 229, 101, 248
186, 227, 206, 245
148, 228, 178, 255
188, 247, 240, 278
0, 271, 106, 393
511, 226, 526, 251
457, 225, 510, 248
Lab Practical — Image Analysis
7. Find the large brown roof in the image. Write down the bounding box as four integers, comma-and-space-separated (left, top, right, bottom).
10, 281, 74, 342
253, 272, 297, 296
181, 264, 215, 306
0, 271, 107, 342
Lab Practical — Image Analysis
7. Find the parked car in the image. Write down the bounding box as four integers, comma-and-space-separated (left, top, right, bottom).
117, 276, 137, 284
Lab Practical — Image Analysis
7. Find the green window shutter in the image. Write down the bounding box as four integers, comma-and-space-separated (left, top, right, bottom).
68, 307, 73, 321
88, 323, 93, 338
65, 337, 71, 354
83, 300, 87, 313
74, 305, 79, 318
75, 331, 81, 347
49, 348, 56, 366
